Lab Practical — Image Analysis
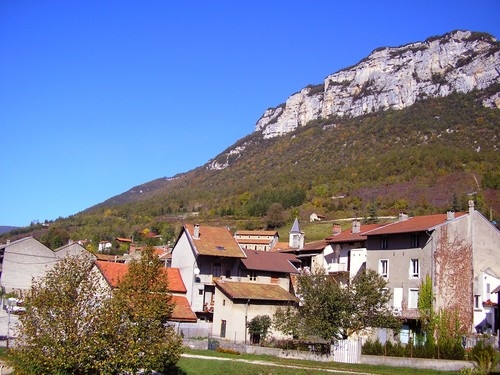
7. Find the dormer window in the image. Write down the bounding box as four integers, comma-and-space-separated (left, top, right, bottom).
215, 246, 225, 251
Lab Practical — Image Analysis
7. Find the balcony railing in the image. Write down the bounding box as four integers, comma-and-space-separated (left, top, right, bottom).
327, 262, 348, 273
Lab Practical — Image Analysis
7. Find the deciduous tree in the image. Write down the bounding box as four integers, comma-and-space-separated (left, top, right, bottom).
8, 249, 183, 374
273, 269, 400, 341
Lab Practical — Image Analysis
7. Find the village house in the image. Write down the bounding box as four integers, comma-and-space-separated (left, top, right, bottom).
210, 248, 300, 343
0, 237, 91, 296
170, 224, 247, 321
94, 260, 197, 323
213, 279, 298, 343
357, 202, 500, 342
324, 221, 386, 279
234, 230, 279, 251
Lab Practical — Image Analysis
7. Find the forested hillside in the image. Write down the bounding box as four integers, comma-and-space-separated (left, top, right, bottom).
3, 88, 499, 249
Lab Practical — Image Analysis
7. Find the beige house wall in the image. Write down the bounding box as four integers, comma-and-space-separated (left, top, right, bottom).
212, 288, 290, 343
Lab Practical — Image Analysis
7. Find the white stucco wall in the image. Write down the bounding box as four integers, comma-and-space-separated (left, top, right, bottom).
212, 287, 290, 343
171, 232, 197, 305
1, 237, 59, 294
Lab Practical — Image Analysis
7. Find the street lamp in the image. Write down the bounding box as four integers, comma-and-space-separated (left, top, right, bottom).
5, 297, 17, 349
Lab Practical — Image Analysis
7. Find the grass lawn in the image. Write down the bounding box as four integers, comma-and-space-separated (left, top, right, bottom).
178, 349, 462, 375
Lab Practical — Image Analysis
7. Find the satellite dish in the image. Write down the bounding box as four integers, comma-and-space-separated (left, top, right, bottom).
193, 267, 200, 276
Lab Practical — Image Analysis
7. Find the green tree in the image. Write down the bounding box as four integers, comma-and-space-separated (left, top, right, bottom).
273, 269, 400, 341
247, 315, 272, 344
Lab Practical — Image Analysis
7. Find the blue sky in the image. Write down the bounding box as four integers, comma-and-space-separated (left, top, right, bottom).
1, 1, 499, 227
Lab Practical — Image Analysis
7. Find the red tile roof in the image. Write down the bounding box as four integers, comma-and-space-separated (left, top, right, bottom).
215, 280, 298, 302
95, 261, 186, 293
326, 223, 386, 243
184, 224, 246, 258
96, 261, 128, 288
171, 295, 198, 322
241, 250, 300, 273
364, 213, 467, 236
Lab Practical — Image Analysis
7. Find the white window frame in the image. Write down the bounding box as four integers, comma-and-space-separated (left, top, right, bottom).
408, 288, 419, 309
379, 259, 389, 278
409, 259, 420, 278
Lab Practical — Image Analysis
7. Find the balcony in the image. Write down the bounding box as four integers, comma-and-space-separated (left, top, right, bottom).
327, 262, 348, 273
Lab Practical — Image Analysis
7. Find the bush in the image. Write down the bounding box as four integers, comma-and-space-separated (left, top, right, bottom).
362, 339, 383, 355
216, 348, 241, 355
471, 341, 500, 374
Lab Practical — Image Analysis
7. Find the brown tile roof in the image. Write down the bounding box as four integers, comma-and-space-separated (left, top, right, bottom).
302, 240, 328, 251
95, 261, 186, 293
95, 253, 122, 262
241, 250, 300, 273
276, 240, 327, 254
235, 230, 278, 237
171, 295, 198, 322
116, 237, 133, 242
215, 280, 298, 302
326, 223, 386, 243
184, 224, 246, 258
364, 213, 467, 236
237, 239, 273, 245
272, 242, 293, 252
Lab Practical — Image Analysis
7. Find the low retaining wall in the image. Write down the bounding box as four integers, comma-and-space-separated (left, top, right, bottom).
183, 339, 476, 372
361, 354, 475, 372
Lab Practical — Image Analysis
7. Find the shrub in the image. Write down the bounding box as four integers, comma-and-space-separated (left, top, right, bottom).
471, 341, 500, 374
216, 348, 241, 355
362, 339, 383, 355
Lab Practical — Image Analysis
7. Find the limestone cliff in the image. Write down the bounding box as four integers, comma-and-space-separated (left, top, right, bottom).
255, 30, 500, 139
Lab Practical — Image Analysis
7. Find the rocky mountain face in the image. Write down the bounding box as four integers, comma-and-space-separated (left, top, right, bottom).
255, 30, 500, 139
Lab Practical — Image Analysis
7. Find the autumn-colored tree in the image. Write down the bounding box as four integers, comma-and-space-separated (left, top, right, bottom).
8, 249, 183, 374
110, 246, 183, 374
8, 254, 115, 374
265, 202, 286, 229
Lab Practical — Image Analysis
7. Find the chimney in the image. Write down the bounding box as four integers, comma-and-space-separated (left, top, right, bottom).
352, 219, 361, 234
446, 211, 455, 221
6, 239, 10, 245
332, 223, 341, 236
193, 224, 200, 239
469, 200, 475, 215
399, 212, 409, 221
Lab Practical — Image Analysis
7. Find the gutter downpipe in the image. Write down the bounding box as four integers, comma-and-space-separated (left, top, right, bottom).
245, 299, 251, 345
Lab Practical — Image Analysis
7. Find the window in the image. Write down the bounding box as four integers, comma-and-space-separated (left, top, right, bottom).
198, 289, 203, 295
378, 259, 389, 278
408, 288, 419, 309
213, 263, 221, 277
474, 295, 481, 309
220, 320, 226, 338
250, 271, 257, 281
411, 233, 419, 248
409, 259, 420, 278
380, 236, 389, 249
